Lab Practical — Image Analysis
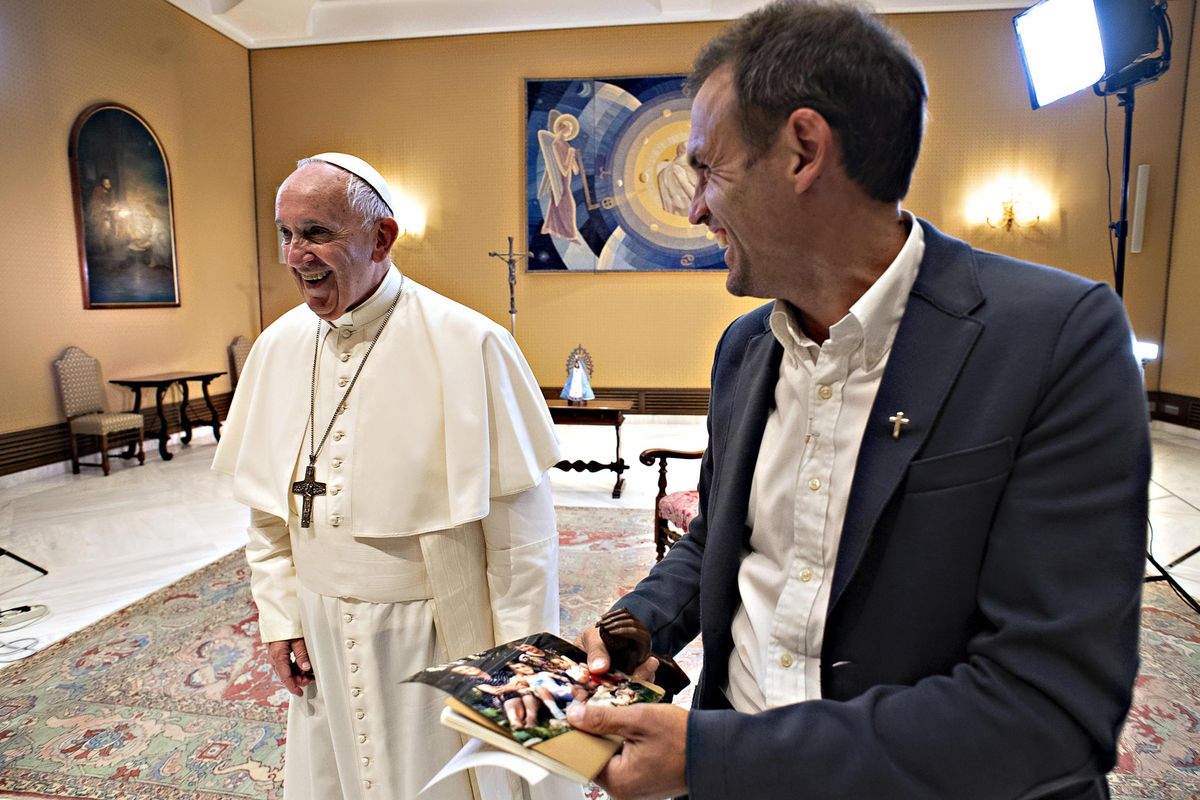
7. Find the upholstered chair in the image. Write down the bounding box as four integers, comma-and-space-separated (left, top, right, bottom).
228, 335, 253, 387
639, 447, 703, 561
53, 347, 145, 476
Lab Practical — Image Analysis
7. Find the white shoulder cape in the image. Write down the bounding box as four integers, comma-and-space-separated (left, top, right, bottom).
212, 279, 560, 536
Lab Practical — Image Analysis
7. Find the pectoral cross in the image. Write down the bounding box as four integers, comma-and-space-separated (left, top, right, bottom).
292, 460, 326, 528
888, 411, 910, 439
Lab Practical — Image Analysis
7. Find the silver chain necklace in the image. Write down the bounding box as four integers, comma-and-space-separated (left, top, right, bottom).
291, 275, 404, 528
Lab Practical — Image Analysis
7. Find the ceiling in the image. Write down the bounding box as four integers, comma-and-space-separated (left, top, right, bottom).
164, 0, 1024, 50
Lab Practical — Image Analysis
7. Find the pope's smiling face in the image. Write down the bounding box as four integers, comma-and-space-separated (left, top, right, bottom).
276, 162, 388, 321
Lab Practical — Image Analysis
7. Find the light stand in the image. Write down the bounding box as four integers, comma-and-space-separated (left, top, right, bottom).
1094, 9, 1172, 298
487, 236, 530, 336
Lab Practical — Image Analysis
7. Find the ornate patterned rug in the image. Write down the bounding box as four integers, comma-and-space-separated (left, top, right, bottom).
0, 508, 1195, 798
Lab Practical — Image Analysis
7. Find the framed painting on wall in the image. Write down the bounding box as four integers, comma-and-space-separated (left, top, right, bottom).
69, 103, 180, 308
525, 76, 725, 273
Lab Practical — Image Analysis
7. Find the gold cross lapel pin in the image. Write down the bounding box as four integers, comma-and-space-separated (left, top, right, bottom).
888, 411, 910, 439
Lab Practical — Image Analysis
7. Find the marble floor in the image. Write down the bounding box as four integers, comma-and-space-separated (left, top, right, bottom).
0, 417, 1197, 668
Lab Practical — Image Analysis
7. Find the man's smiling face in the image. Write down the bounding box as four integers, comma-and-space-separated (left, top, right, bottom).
275, 162, 387, 321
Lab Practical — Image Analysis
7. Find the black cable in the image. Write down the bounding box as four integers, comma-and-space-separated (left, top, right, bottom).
1145, 518, 1200, 615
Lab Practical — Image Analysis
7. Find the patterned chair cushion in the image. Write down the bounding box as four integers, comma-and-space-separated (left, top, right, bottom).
70, 412, 144, 436
658, 489, 699, 533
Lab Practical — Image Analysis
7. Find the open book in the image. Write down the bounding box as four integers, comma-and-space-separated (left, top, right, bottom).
404, 632, 664, 785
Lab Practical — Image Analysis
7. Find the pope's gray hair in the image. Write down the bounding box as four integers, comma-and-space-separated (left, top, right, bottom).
296, 157, 392, 232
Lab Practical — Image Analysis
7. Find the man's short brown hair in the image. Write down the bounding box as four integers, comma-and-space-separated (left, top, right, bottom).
687, 0, 927, 202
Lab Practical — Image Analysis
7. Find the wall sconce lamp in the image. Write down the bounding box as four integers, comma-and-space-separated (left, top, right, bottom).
967, 177, 1052, 233
390, 190, 427, 241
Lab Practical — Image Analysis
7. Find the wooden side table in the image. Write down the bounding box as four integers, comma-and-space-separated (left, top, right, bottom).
109, 371, 225, 460
546, 399, 633, 498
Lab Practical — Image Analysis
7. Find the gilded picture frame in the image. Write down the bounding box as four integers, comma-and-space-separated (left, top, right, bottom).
69, 103, 180, 308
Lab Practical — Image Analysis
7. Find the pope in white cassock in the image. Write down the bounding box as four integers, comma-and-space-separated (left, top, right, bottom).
213, 153, 579, 800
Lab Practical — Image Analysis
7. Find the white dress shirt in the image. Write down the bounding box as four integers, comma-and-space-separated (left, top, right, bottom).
725, 215, 924, 712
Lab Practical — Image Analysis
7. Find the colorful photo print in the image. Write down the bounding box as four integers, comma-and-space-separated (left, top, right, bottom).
407, 633, 662, 746
525, 76, 725, 272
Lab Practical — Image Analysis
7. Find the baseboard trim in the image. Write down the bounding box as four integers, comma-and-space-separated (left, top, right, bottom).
539, 386, 710, 415
0, 393, 233, 478
8, 388, 1185, 478
1148, 391, 1200, 431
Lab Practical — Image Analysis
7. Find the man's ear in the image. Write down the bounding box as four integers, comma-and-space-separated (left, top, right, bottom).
372, 217, 401, 261
781, 108, 835, 195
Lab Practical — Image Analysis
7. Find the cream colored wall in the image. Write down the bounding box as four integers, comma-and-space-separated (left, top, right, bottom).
0, 0, 259, 435
250, 22, 759, 390
249, 9, 1193, 391
1164, 3, 1200, 398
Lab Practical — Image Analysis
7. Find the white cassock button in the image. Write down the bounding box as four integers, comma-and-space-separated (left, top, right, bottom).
346, 639, 355, 649
362, 757, 371, 767
780, 652, 795, 668
818, 385, 833, 400
351, 687, 362, 697
332, 458, 343, 468
340, 352, 351, 362
334, 431, 345, 441
344, 613, 354, 623
808, 478, 822, 491
358, 734, 368, 744
799, 567, 813, 582
363, 780, 372, 790
331, 486, 342, 495
356, 710, 366, 720
330, 515, 342, 527
349, 663, 359, 673
337, 376, 349, 388
341, 329, 352, 339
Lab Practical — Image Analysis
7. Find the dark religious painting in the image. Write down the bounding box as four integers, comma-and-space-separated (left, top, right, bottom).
525, 76, 725, 272
69, 104, 180, 308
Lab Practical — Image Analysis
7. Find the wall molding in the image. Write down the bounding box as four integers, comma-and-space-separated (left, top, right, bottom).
8, 389, 1192, 478
1148, 391, 1200, 430
0, 393, 233, 478
539, 386, 710, 415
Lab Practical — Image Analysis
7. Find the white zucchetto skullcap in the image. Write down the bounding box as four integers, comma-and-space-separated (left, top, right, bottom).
308, 152, 394, 216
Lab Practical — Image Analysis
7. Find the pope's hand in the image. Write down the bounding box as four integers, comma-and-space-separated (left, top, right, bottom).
567, 701, 688, 800
268, 637, 314, 696
576, 623, 658, 682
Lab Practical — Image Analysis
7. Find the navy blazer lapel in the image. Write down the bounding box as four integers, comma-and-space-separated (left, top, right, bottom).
712, 321, 781, 553
831, 221, 986, 608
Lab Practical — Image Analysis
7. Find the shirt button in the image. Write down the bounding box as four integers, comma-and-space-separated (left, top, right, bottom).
780, 652, 794, 668
818, 384, 833, 400
337, 376, 349, 387
358, 733, 368, 744
349, 663, 359, 673
333, 431, 345, 441
340, 352, 351, 362
356, 710, 366, 720
799, 567, 814, 582
330, 515, 342, 526
808, 477, 822, 491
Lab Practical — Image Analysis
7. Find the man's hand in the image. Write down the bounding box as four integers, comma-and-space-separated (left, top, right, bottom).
268, 637, 313, 697
576, 624, 658, 682
567, 702, 688, 800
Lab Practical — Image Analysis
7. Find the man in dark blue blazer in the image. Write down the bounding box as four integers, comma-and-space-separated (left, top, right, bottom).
568, 2, 1150, 799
